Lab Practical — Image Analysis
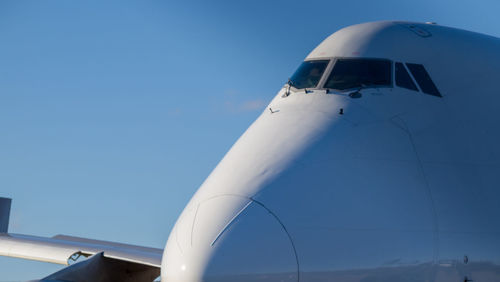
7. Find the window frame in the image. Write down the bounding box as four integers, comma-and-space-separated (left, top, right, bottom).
321, 57, 394, 91
394, 62, 419, 92
405, 63, 442, 97
288, 59, 332, 90
285, 58, 443, 98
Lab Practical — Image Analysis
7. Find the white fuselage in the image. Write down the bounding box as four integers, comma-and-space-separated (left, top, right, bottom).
161, 21, 500, 282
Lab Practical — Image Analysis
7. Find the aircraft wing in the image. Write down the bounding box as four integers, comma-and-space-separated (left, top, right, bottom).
0, 198, 162, 281
0, 233, 163, 267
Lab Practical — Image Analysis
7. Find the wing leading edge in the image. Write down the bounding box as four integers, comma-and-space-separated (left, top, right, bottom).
0, 233, 163, 267
0, 198, 162, 281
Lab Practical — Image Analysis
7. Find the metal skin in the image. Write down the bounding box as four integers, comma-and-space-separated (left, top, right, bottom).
161, 22, 500, 281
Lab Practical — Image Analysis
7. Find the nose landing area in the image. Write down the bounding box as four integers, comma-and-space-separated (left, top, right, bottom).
162, 197, 298, 282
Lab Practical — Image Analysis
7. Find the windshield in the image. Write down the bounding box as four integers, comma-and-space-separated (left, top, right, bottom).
289, 60, 329, 89
324, 59, 391, 90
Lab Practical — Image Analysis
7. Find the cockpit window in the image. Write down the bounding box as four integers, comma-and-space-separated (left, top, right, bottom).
289, 60, 329, 89
395, 62, 418, 91
406, 63, 441, 97
324, 59, 392, 90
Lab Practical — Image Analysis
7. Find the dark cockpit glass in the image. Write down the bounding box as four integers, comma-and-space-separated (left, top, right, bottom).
395, 62, 418, 91
406, 63, 441, 97
289, 60, 329, 89
324, 59, 392, 90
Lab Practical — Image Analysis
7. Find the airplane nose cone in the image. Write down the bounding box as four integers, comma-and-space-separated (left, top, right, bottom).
161, 196, 298, 282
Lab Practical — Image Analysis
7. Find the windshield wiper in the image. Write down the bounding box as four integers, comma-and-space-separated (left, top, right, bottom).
282, 78, 294, 97
345, 84, 367, 98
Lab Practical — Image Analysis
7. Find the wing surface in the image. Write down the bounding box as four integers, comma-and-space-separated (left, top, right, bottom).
0, 233, 163, 267
0, 197, 162, 270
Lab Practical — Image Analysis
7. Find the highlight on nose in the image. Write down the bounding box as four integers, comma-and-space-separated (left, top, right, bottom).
161, 195, 298, 282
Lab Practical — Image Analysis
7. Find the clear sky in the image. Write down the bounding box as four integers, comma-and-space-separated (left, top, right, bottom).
0, 0, 499, 280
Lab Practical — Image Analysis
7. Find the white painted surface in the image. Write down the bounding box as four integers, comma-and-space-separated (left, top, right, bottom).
162, 21, 500, 281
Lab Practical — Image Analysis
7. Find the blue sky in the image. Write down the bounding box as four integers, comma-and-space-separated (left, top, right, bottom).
1, 0, 499, 280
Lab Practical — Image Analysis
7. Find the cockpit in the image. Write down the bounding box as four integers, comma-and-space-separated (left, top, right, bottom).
287, 58, 441, 97
288, 60, 329, 89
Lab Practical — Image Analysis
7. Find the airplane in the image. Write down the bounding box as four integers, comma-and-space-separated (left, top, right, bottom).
1, 20, 500, 282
